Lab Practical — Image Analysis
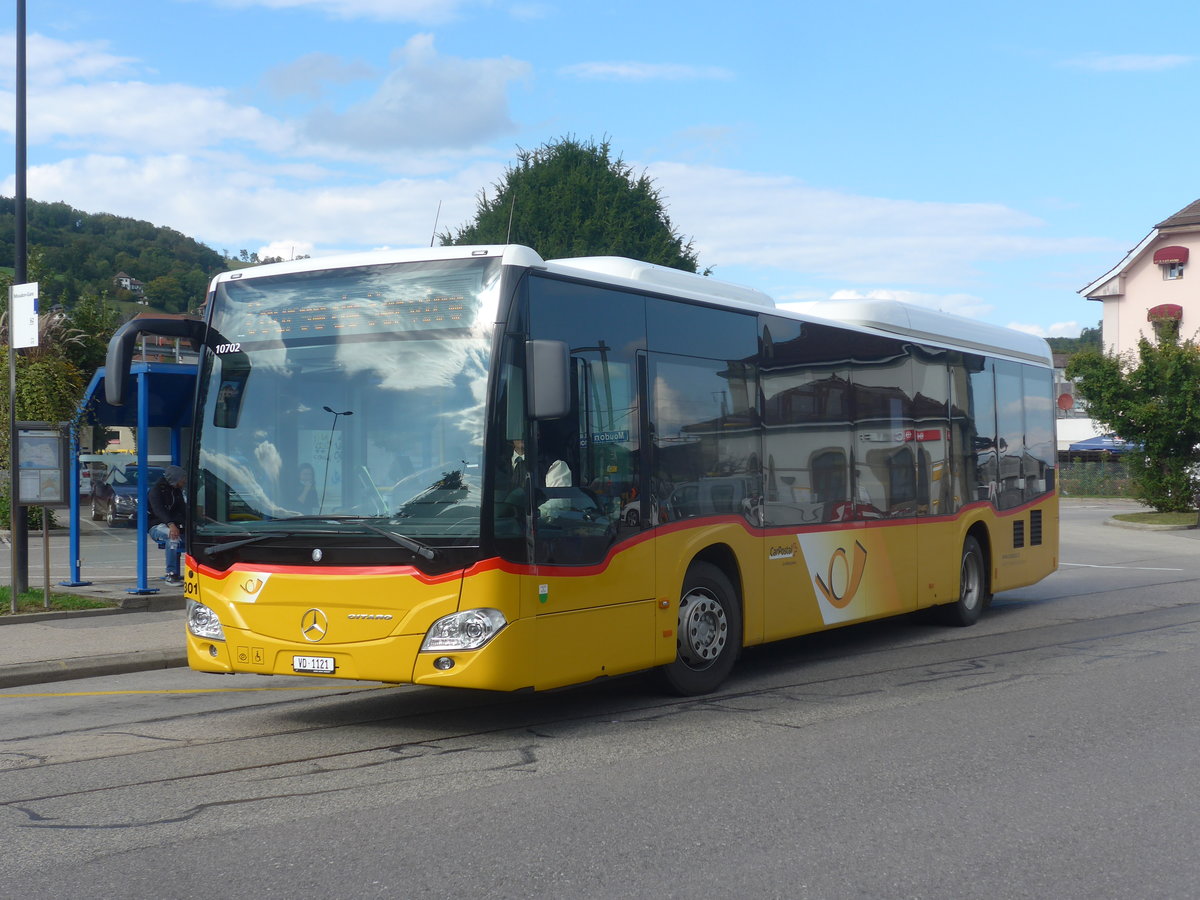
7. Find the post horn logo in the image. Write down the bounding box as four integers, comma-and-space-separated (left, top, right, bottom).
814, 540, 868, 610
301, 608, 329, 643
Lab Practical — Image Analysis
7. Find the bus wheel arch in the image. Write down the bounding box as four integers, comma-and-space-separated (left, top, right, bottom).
659, 550, 743, 696
937, 527, 991, 627
969, 522, 993, 608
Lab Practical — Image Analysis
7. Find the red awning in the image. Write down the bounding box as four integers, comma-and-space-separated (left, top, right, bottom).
1147, 304, 1183, 321
1153, 245, 1189, 264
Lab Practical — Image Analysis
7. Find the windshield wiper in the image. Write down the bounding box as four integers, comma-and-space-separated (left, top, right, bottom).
349, 520, 437, 559
202, 518, 437, 560
203, 532, 287, 558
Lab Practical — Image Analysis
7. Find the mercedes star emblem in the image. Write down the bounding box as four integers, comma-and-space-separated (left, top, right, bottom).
301, 608, 329, 642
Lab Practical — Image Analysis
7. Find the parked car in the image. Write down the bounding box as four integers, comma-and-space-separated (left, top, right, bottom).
91, 464, 165, 527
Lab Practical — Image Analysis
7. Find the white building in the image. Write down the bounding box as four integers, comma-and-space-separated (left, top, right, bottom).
1080, 199, 1200, 355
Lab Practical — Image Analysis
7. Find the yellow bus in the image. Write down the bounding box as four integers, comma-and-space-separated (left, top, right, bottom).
105, 245, 1058, 694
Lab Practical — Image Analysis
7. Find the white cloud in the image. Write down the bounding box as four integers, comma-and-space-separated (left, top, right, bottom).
303, 34, 531, 151
0, 34, 297, 153
648, 162, 1111, 286
9, 152, 503, 256
560, 61, 734, 81
263, 52, 376, 100
258, 240, 317, 260
1007, 321, 1082, 338
0, 33, 136, 89
0, 32, 528, 169
1062, 53, 1195, 72
20, 82, 297, 153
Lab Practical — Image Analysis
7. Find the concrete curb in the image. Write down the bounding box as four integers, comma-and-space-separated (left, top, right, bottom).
1103, 518, 1197, 531
0, 596, 185, 625
0, 606, 132, 626
0, 649, 188, 690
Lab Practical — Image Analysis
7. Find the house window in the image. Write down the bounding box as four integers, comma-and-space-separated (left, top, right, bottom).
1164, 262, 1185, 280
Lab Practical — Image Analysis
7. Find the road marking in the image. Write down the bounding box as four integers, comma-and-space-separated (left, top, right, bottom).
1061, 563, 1184, 572
0, 685, 389, 699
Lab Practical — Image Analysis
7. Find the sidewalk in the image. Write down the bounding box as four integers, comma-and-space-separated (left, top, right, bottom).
0, 580, 187, 690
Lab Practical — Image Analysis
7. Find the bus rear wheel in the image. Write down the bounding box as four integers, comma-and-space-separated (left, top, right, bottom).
937, 535, 989, 626
659, 561, 741, 695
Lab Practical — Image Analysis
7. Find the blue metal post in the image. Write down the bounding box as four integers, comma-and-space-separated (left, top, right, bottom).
129, 368, 158, 594
60, 424, 91, 586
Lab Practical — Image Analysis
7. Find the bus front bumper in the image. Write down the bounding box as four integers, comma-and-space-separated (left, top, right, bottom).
186, 617, 535, 692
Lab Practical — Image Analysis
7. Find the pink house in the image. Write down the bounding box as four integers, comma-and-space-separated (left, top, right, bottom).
1080, 199, 1200, 355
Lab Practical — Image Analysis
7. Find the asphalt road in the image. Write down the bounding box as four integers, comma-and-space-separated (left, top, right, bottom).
1, 501, 1198, 899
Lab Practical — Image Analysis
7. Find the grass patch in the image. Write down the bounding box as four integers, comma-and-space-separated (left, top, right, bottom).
0, 588, 116, 616
1112, 511, 1198, 527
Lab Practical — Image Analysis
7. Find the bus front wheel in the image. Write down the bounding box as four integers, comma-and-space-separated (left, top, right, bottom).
659, 562, 741, 695
938, 535, 989, 626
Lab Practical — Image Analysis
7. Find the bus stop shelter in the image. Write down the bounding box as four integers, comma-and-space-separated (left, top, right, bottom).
68, 361, 196, 593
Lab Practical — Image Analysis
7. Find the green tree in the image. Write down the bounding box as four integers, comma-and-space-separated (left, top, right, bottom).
143, 274, 188, 313
1066, 322, 1200, 511
442, 136, 699, 271
64, 290, 122, 374
1046, 320, 1102, 357
0, 306, 88, 473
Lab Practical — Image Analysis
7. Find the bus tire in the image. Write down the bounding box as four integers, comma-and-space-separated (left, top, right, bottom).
659, 561, 741, 695
938, 535, 989, 627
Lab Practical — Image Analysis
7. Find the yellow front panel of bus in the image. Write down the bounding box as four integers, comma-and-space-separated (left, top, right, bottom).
186, 562, 469, 684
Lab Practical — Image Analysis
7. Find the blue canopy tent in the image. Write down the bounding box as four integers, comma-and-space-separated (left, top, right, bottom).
1066, 433, 1136, 455
68, 362, 196, 593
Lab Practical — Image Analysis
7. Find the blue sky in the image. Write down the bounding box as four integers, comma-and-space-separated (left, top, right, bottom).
3, 0, 1200, 337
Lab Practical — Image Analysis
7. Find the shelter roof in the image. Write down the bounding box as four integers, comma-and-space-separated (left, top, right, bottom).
79, 362, 197, 428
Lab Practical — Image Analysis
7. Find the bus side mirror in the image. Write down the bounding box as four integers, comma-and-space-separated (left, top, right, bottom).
526, 340, 570, 420
104, 316, 207, 406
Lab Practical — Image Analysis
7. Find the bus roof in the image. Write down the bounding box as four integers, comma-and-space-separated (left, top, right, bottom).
542, 255, 777, 311
794, 300, 1053, 366
209, 244, 1051, 365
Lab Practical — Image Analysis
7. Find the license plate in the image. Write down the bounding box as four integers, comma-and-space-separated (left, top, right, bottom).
292, 655, 336, 674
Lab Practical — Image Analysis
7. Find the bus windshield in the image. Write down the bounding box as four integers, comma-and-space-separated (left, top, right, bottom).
193, 256, 502, 547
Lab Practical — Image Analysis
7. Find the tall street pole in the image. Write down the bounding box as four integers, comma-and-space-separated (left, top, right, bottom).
10, 0, 29, 596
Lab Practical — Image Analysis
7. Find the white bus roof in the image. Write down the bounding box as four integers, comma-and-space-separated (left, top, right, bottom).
542, 255, 777, 311
794, 300, 1053, 366
210, 244, 1050, 365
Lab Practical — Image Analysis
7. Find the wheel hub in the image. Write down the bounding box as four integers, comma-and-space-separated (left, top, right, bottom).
678, 590, 728, 669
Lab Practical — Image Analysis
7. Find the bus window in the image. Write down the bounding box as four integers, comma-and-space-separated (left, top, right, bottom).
650, 353, 760, 524
995, 360, 1025, 510
527, 274, 645, 563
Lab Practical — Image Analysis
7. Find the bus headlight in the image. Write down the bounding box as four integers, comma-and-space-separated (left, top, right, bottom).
187, 598, 226, 641
421, 608, 507, 652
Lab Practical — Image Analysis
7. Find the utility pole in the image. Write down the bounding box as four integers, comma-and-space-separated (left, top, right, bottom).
9, 0, 29, 595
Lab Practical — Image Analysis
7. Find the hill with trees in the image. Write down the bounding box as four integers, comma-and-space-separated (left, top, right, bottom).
0, 196, 228, 313
1047, 322, 1102, 357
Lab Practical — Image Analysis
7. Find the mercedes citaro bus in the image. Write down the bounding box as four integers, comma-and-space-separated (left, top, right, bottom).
105, 245, 1058, 694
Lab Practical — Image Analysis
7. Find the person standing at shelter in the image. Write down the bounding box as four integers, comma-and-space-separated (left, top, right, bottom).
148, 465, 188, 585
